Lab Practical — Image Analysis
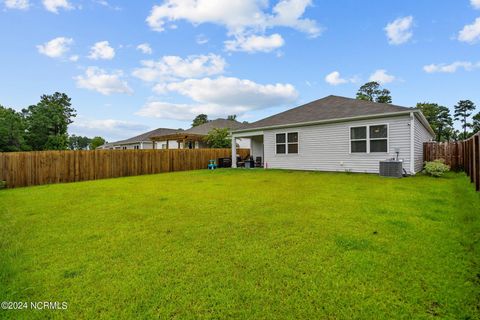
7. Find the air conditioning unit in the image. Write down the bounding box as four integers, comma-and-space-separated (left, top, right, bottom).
379, 160, 403, 178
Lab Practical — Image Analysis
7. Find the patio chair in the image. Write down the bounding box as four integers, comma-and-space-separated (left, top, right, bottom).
255, 156, 263, 168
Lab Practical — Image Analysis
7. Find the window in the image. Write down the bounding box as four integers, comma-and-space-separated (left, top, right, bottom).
276, 132, 298, 154
350, 125, 388, 153
350, 127, 367, 153
287, 132, 298, 154
369, 125, 388, 152
276, 133, 286, 154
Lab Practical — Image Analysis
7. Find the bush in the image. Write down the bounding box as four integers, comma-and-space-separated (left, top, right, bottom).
0, 181, 6, 189
424, 159, 450, 177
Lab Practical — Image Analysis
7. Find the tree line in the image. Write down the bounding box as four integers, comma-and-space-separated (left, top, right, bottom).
355, 81, 479, 141
0, 92, 105, 152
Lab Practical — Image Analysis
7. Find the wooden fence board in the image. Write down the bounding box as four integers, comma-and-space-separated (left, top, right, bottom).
0, 148, 249, 188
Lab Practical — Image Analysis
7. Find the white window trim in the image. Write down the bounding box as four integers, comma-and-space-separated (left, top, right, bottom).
349, 124, 389, 154
275, 132, 299, 155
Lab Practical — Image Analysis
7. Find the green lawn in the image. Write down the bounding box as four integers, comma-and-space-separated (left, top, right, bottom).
1, 170, 479, 319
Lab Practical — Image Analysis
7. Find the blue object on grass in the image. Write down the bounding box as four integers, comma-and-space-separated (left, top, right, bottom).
207, 159, 217, 170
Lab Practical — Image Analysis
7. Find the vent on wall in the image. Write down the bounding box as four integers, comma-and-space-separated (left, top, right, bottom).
379, 160, 403, 178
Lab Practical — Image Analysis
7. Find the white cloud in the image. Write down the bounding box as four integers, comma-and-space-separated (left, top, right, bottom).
423, 61, 480, 73
324, 71, 346, 85
88, 41, 115, 60
458, 17, 480, 43
136, 101, 212, 121
137, 76, 298, 120
132, 54, 226, 82
145, 0, 321, 38
472, 0, 480, 9
225, 33, 285, 53
42, 0, 72, 13
69, 55, 79, 62
37, 37, 73, 58
136, 43, 153, 55
71, 117, 150, 141
269, 0, 320, 37
385, 16, 414, 45
166, 76, 298, 105
75, 67, 133, 95
196, 34, 209, 45
369, 69, 396, 84
4, 0, 30, 9
324, 71, 359, 85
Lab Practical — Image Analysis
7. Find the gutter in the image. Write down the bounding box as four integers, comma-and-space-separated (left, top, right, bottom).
231, 110, 420, 134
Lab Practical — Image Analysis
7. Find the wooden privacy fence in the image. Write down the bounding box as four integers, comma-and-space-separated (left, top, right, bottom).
424, 132, 480, 191
0, 148, 249, 189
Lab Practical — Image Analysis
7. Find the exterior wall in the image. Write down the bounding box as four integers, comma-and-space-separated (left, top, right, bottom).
250, 136, 264, 161
263, 115, 413, 174
413, 115, 434, 173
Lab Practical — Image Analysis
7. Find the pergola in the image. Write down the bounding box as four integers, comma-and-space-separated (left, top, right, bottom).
150, 133, 205, 149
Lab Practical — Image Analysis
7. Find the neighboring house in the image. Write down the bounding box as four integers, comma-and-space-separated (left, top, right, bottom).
149, 119, 250, 149
231, 95, 434, 174
97, 128, 180, 150
97, 119, 250, 150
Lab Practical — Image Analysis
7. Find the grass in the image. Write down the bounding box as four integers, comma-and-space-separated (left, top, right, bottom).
0, 169, 479, 319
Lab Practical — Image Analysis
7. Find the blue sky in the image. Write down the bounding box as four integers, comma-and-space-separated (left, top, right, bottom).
1, 0, 479, 141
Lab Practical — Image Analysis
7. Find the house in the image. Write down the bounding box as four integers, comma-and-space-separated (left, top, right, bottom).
97, 119, 249, 150
97, 128, 180, 150
149, 119, 250, 149
230, 95, 434, 174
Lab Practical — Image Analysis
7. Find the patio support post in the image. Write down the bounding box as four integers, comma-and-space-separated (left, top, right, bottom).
232, 136, 237, 168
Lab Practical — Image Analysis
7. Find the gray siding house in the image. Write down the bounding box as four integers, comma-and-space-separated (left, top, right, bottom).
231, 95, 435, 174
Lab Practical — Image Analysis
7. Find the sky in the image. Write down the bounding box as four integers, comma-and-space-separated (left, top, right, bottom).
0, 0, 479, 142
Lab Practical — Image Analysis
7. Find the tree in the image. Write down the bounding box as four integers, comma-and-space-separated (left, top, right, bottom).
203, 128, 230, 148
23, 92, 76, 150
68, 135, 92, 150
89, 136, 106, 150
227, 115, 237, 121
0, 105, 28, 152
192, 114, 208, 127
356, 81, 392, 103
473, 112, 480, 134
453, 100, 476, 137
416, 102, 453, 141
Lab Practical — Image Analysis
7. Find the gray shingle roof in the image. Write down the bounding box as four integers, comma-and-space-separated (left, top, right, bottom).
185, 119, 248, 135
111, 127, 181, 145
237, 95, 414, 131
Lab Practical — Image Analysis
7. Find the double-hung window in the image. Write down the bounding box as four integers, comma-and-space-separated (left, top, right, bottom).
276, 132, 298, 154
350, 127, 367, 153
350, 124, 388, 153
369, 125, 388, 152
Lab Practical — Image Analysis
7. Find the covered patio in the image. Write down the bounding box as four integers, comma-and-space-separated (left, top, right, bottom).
232, 131, 264, 168
150, 133, 207, 149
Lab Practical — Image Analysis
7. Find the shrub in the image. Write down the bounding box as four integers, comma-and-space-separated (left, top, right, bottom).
0, 180, 6, 189
424, 159, 450, 177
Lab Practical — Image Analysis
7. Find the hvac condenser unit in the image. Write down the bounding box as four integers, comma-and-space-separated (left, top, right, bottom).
379, 160, 403, 178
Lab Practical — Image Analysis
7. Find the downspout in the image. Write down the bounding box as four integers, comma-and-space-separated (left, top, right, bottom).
410, 112, 415, 175
231, 135, 237, 168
